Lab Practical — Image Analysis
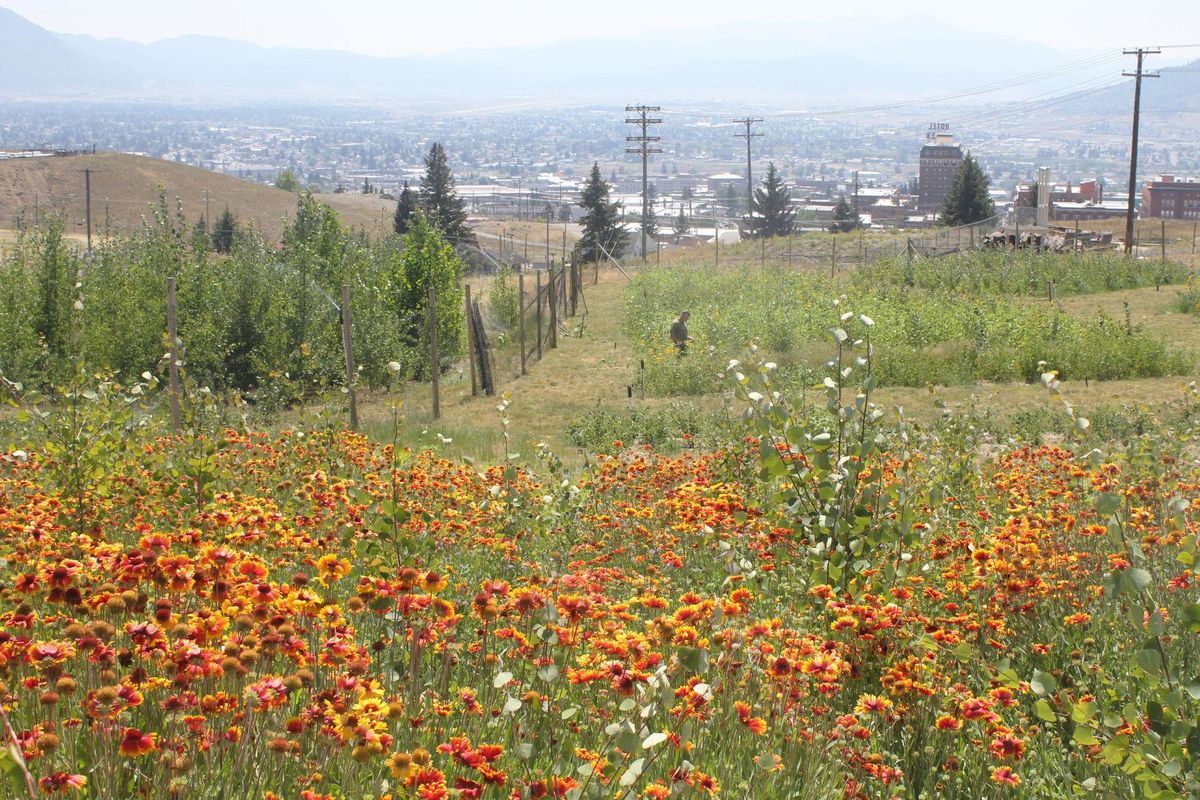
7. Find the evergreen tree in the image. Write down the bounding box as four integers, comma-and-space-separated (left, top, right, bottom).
192, 215, 210, 253
941, 154, 996, 226
742, 163, 795, 239
419, 143, 475, 247
394, 181, 419, 236
577, 162, 626, 263
1018, 181, 1039, 209
642, 183, 659, 242
211, 207, 237, 253
829, 195, 859, 233
672, 208, 691, 241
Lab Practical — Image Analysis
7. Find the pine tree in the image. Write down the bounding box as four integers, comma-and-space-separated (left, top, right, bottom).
829, 195, 859, 233
672, 208, 691, 241
419, 143, 475, 247
211, 207, 237, 253
642, 183, 659, 243
394, 181, 419, 235
742, 163, 795, 239
577, 162, 626, 263
941, 154, 996, 226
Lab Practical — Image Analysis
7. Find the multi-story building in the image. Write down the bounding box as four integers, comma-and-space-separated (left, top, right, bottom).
1141, 175, 1200, 220
918, 134, 962, 213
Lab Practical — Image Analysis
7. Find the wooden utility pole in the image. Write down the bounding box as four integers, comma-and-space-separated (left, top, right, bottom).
165, 277, 181, 434
428, 283, 440, 419
625, 104, 663, 262
1123, 47, 1160, 255
78, 168, 97, 252
734, 117, 763, 221
340, 285, 358, 430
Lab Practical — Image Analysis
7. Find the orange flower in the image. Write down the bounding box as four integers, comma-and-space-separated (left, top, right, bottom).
991, 766, 1021, 786
118, 728, 157, 757
38, 773, 86, 795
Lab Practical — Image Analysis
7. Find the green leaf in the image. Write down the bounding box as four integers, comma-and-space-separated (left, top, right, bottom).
677, 646, 709, 674
1095, 492, 1122, 516
1136, 648, 1163, 676
0, 744, 28, 794
1031, 669, 1057, 696
1127, 568, 1152, 590
1073, 727, 1100, 746
1035, 699, 1057, 723
1182, 604, 1200, 633
538, 665, 560, 683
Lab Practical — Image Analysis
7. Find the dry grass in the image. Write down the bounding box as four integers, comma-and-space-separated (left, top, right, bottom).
0, 152, 396, 240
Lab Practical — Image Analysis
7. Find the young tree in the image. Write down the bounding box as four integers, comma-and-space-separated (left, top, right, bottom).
419, 143, 475, 247
394, 181, 419, 236
394, 210, 464, 378
577, 162, 626, 263
742, 162, 795, 239
211, 207, 237, 254
941, 154, 996, 226
274, 169, 300, 192
672, 208, 691, 241
829, 195, 860, 233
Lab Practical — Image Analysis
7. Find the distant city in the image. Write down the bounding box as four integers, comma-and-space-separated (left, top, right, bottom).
2, 95, 1199, 237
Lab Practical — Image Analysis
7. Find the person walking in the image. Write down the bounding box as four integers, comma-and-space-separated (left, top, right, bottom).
670, 310, 692, 356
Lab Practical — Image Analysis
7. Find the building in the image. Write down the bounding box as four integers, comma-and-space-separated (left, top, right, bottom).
1141, 175, 1200, 220
918, 135, 963, 213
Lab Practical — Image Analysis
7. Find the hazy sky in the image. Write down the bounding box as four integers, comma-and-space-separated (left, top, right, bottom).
7, 0, 1197, 57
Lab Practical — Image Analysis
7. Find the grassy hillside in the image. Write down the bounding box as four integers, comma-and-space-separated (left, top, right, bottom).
0, 151, 396, 240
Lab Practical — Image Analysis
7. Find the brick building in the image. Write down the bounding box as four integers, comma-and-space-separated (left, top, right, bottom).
918, 135, 962, 213
1141, 175, 1200, 220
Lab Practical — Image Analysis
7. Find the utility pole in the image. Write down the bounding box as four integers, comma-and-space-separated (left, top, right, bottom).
625, 104, 663, 262
78, 168, 97, 252
734, 117, 763, 225
204, 188, 211, 236
1123, 47, 1160, 256
852, 170, 860, 218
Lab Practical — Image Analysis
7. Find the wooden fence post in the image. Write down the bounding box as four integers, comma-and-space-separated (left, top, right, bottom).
341, 285, 359, 431
465, 284, 477, 396
535, 270, 543, 361
165, 277, 181, 435
518, 272, 527, 376
428, 283, 440, 419
548, 267, 558, 350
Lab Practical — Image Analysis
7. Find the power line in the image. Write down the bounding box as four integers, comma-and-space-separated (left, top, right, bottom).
625, 104, 662, 262
1123, 47, 1160, 255
802, 50, 1128, 117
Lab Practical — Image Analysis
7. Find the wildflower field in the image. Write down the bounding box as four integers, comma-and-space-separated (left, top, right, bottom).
3, 339, 1200, 800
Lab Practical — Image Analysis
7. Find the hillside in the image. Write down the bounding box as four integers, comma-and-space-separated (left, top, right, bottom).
0, 151, 395, 240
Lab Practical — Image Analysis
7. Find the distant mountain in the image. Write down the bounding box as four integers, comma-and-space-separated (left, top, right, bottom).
1062, 59, 1200, 115
0, 5, 1156, 104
